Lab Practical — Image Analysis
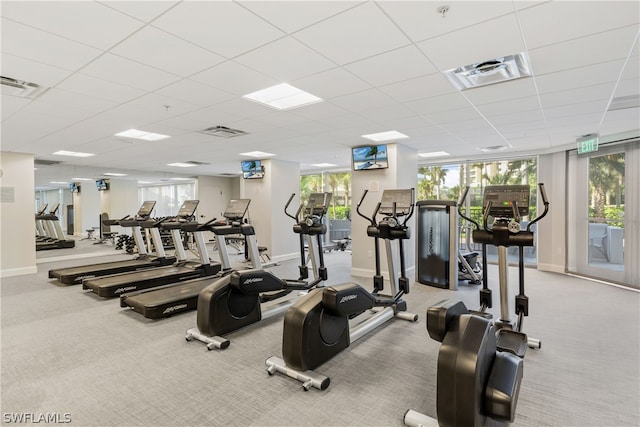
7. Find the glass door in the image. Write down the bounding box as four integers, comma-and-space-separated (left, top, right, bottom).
567, 140, 639, 287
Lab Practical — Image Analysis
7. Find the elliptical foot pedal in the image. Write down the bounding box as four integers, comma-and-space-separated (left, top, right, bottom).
496, 329, 528, 358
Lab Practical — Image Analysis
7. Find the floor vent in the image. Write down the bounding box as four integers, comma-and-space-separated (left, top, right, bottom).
1, 76, 50, 99
199, 126, 248, 138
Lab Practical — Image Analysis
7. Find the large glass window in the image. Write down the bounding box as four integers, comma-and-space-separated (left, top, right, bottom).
138, 182, 196, 217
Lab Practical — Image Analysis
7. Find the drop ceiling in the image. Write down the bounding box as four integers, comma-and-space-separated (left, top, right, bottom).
1, 0, 638, 189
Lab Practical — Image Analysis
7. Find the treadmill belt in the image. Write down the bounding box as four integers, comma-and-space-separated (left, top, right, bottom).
49, 259, 158, 285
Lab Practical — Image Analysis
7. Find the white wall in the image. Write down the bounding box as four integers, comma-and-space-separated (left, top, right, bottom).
350, 143, 418, 286
0, 151, 37, 277
196, 175, 238, 241
73, 181, 100, 238
537, 151, 567, 274
240, 159, 299, 260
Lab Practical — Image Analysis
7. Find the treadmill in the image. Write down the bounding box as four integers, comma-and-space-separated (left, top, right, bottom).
82, 200, 221, 298
119, 199, 261, 319
36, 204, 76, 250
48, 201, 176, 285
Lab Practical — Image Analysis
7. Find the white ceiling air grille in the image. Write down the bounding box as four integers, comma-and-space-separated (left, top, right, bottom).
444, 53, 532, 91
199, 126, 248, 138
1, 76, 50, 99
185, 161, 210, 166
477, 145, 510, 153
34, 159, 62, 166
608, 95, 640, 111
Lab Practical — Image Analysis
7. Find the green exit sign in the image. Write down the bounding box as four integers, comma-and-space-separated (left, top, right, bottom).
577, 134, 599, 154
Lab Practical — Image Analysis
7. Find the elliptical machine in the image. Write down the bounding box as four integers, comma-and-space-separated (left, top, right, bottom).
404, 183, 549, 427
184, 192, 331, 350
265, 188, 418, 391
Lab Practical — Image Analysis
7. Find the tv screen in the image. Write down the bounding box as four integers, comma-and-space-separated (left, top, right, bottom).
352, 144, 389, 170
96, 179, 109, 191
241, 160, 264, 179
69, 183, 80, 193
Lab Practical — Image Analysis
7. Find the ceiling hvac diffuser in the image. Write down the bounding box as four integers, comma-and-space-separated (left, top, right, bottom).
444, 53, 532, 91
199, 126, 248, 138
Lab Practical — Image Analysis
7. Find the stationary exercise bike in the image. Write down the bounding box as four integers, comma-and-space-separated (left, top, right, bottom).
265, 188, 418, 391
184, 192, 331, 350
404, 183, 549, 427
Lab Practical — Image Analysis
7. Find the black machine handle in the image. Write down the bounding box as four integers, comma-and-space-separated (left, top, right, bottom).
402, 188, 416, 225
119, 214, 130, 221
526, 183, 549, 232
458, 186, 481, 231
284, 193, 298, 221
356, 190, 376, 226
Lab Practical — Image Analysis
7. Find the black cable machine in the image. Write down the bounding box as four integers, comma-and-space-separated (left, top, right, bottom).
264, 188, 418, 391
184, 192, 331, 350
404, 183, 549, 427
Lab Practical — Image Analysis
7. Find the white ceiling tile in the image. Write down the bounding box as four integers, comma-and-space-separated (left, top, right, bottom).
475, 96, 541, 117
0, 96, 30, 121
518, 1, 640, 49
292, 67, 371, 100
154, 79, 235, 107
357, 104, 416, 122
529, 26, 639, 76
102, 104, 175, 127
540, 83, 616, 109
614, 78, 640, 99
119, 93, 202, 118
1, 18, 102, 71
330, 89, 397, 113
543, 101, 609, 121
56, 73, 146, 103
291, 102, 350, 121
293, 2, 410, 65
378, 1, 516, 43
151, 1, 285, 58
208, 98, 274, 120
0, 53, 73, 88
488, 109, 545, 127
344, 45, 438, 87
463, 78, 538, 105
416, 13, 526, 71
2, 110, 79, 147
98, 1, 179, 23
190, 61, 277, 96
600, 108, 640, 135
235, 36, 336, 81
379, 73, 457, 103
79, 53, 181, 91
404, 92, 471, 116
239, 1, 363, 34
536, 59, 625, 94
111, 26, 225, 77
178, 107, 243, 128
32, 87, 118, 117
1, 1, 144, 49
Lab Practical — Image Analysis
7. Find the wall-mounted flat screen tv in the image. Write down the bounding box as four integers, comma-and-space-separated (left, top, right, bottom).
69, 183, 80, 193
352, 144, 389, 171
96, 179, 109, 191
241, 160, 264, 179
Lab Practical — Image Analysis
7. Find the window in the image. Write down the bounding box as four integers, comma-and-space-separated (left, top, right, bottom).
138, 182, 195, 217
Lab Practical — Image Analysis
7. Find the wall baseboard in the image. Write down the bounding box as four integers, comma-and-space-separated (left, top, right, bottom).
269, 252, 300, 263
537, 263, 565, 274
1, 266, 38, 278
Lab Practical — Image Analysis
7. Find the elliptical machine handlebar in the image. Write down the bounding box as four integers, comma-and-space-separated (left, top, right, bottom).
527, 183, 549, 232
458, 185, 481, 231
356, 189, 377, 226
284, 193, 300, 222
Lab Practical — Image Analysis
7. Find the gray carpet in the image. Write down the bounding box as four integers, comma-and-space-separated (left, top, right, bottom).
1, 241, 638, 426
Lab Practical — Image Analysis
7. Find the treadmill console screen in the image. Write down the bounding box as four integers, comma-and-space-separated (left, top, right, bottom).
483, 185, 530, 218
223, 199, 251, 220
49, 203, 60, 215
37, 204, 48, 215
379, 189, 413, 216
305, 193, 332, 216
177, 200, 199, 218
137, 201, 156, 217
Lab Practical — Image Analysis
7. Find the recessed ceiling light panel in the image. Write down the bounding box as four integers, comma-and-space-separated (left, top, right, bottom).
167, 162, 197, 168
115, 129, 170, 141
444, 52, 532, 91
418, 151, 450, 158
103, 172, 127, 177
239, 151, 276, 158
361, 130, 409, 142
311, 163, 337, 167
72, 177, 93, 181
53, 150, 95, 158
243, 83, 322, 110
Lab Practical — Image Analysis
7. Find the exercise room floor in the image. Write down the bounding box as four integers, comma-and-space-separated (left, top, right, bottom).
1, 240, 639, 426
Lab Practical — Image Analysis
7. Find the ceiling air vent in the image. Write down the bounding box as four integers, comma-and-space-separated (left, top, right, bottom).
199, 126, 248, 138
185, 161, 210, 166
477, 145, 510, 153
444, 53, 532, 91
1, 76, 50, 99
608, 95, 640, 111
34, 159, 62, 166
